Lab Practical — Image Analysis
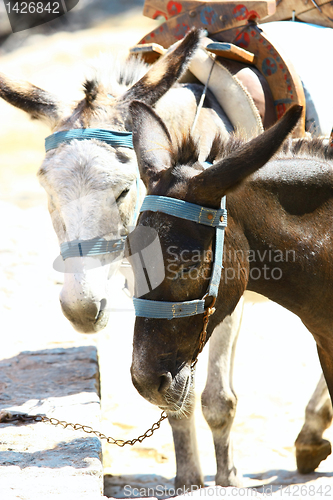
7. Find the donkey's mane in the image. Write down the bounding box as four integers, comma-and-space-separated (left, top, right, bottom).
171, 132, 200, 167
83, 54, 149, 100
171, 132, 333, 171
280, 136, 333, 160
215, 134, 333, 162
170, 133, 243, 168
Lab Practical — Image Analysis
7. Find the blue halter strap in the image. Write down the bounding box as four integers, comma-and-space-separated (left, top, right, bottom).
60, 236, 126, 260
132, 195, 227, 319
45, 128, 140, 262
45, 128, 133, 152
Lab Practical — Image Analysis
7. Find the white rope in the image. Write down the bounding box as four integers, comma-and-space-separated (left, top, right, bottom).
191, 54, 216, 135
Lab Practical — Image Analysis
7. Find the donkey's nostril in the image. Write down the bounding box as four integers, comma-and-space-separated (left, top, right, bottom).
94, 298, 107, 323
158, 372, 172, 394
60, 297, 107, 324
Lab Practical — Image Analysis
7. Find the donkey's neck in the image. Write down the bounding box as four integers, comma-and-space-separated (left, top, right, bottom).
227, 157, 333, 322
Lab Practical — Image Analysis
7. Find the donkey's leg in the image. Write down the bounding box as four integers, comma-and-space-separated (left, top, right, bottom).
295, 373, 332, 474
168, 392, 204, 490
201, 297, 244, 487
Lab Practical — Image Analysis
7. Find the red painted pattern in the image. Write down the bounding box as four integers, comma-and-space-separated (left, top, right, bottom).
174, 22, 190, 39
233, 4, 248, 20
152, 10, 168, 20
167, 1, 182, 17
201, 6, 217, 25
235, 31, 250, 48
233, 5, 259, 21
247, 9, 259, 20
276, 103, 286, 119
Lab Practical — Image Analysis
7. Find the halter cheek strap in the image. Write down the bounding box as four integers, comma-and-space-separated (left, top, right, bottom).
45, 128, 140, 263
132, 195, 227, 319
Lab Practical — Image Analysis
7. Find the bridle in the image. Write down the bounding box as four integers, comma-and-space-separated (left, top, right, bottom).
45, 128, 140, 262
129, 52, 225, 365
132, 194, 227, 366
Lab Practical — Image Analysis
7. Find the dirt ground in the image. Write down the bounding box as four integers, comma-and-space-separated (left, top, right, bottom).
1, 6, 333, 499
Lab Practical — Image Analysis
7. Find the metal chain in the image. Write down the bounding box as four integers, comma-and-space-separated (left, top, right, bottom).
0, 286, 217, 443
1, 298, 214, 438
0, 409, 168, 447
0, 291, 216, 443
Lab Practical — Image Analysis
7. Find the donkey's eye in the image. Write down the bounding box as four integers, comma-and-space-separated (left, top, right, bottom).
116, 189, 130, 202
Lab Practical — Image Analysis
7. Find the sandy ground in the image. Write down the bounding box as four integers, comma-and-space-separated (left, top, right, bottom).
1, 7, 333, 499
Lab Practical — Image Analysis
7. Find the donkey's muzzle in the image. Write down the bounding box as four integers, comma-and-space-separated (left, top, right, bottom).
60, 296, 109, 333
131, 368, 173, 406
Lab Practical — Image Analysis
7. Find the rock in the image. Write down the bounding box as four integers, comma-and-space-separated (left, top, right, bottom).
0, 346, 104, 499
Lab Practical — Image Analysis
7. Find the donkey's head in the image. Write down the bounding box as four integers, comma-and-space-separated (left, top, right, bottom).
127, 101, 302, 412
0, 30, 201, 333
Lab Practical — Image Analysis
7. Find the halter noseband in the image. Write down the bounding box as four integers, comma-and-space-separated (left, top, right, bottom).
45, 128, 140, 262
133, 195, 227, 312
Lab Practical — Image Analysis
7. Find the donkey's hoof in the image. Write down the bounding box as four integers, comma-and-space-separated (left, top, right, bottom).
296, 439, 332, 474
216, 471, 243, 487
174, 476, 205, 492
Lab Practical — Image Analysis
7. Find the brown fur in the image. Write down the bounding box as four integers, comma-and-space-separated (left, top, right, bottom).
83, 78, 100, 107
0, 73, 61, 124
123, 29, 203, 106
128, 102, 304, 409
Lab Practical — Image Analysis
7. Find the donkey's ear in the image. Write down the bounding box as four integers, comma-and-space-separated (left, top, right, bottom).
189, 105, 303, 205
0, 73, 64, 127
123, 28, 202, 106
130, 100, 172, 189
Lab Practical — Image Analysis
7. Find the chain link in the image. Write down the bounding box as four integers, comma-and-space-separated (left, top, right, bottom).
0, 409, 168, 447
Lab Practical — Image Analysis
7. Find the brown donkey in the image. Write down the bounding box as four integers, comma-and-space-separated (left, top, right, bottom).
127, 100, 333, 485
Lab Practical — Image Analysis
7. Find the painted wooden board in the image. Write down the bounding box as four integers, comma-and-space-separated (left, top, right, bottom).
215, 23, 306, 136
130, 42, 166, 63
260, 0, 333, 27
143, 0, 276, 20
297, 3, 333, 29
143, 0, 206, 20
138, 1, 276, 47
130, 39, 256, 65
206, 41, 256, 63
143, 0, 333, 29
